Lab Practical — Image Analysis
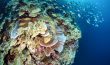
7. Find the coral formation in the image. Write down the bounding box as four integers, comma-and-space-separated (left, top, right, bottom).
0, 0, 81, 65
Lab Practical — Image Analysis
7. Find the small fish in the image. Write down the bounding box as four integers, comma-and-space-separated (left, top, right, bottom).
78, 14, 81, 18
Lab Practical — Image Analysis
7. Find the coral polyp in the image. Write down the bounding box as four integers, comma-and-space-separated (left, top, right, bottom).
0, 0, 81, 65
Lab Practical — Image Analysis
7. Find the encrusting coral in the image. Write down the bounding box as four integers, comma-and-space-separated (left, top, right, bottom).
0, 0, 81, 65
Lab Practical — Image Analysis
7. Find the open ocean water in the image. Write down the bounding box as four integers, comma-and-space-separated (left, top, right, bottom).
72, 0, 110, 65
0, 0, 110, 65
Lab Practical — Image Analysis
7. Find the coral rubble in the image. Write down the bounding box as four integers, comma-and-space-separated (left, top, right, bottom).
0, 0, 81, 65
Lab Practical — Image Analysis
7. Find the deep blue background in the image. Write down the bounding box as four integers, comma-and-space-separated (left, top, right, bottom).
73, 0, 110, 65
0, 0, 110, 65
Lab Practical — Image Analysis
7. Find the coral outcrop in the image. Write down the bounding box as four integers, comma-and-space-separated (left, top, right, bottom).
0, 0, 81, 65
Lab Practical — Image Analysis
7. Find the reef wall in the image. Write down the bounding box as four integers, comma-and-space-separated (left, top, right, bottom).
0, 0, 81, 65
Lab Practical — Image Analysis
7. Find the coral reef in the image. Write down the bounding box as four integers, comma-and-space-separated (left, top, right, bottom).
0, 0, 81, 65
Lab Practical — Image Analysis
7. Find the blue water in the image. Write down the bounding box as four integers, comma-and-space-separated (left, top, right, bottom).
0, 0, 110, 65
57, 0, 110, 65
73, 0, 110, 65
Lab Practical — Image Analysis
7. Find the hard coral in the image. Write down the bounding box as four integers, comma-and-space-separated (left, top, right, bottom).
0, 0, 81, 65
